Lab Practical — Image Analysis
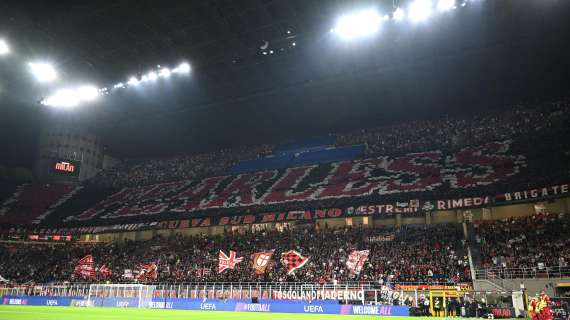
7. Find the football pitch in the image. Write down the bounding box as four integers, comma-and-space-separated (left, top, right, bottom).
0, 305, 449, 320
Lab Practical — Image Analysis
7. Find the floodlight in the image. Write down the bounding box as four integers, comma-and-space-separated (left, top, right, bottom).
114, 82, 125, 89
409, 0, 433, 22
43, 89, 80, 108
127, 76, 139, 86
393, 8, 405, 21
0, 39, 9, 55
437, 0, 456, 11
78, 85, 99, 101
159, 68, 171, 78
174, 62, 191, 74
28, 62, 57, 83
148, 71, 158, 81
141, 75, 149, 82
334, 9, 382, 39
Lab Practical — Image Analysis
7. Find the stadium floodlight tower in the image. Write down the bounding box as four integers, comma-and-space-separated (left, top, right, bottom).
0, 39, 10, 55
334, 9, 382, 39
87, 283, 156, 308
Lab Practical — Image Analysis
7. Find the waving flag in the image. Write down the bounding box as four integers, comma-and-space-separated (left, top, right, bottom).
251, 251, 274, 275
98, 264, 112, 279
74, 255, 96, 279
218, 250, 244, 273
281, 250, 309, 275
137, 263, 158, 280
346, 250, 370, 274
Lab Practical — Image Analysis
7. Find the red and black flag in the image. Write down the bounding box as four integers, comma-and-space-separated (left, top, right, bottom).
280, 250, 309, 275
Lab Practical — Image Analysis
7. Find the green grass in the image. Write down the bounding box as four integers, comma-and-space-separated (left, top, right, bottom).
0, 305, 434, 320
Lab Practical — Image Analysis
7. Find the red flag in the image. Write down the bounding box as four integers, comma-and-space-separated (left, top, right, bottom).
137, 263, 158, 280
280, 250, 309, 275
346, 250, 370, 274
251, 251, 274, 275
98, 264, 112, 279
218, 250, 244, 273
74, 255, 96, 279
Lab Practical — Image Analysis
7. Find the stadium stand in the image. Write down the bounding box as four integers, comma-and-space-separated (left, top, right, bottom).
0, 224, 469, 284
274, 136, 336, 155
3, 211, 569, 285
86, 97, 569, 189
92, 144, 273, 188
475, 212, 570, 271
0, 98, 566, 228
228, 145, 365, 174
0, 184, 77, 226
0, 97, 569, 290
2, 2, 570, 318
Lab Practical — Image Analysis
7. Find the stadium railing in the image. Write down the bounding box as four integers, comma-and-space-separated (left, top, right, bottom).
2, 281, 464, 299
475, 266, 570, 280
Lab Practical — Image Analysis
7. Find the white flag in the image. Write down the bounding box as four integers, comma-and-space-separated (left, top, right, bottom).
346, 250, 370, 275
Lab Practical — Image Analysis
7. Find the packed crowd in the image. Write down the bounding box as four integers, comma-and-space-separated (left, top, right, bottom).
0, 224, 470, 285
475, 212, 570, 270
89, 97, 570, 188
336, 98, 570, 156
92, 144, 272, 188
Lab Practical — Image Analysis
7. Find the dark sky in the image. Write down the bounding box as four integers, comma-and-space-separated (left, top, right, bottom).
1, 0, 570, 168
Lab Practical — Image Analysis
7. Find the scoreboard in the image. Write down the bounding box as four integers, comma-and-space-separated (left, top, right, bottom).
51, 159, 81, 177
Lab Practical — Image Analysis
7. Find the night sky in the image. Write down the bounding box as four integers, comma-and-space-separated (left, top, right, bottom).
1, 0, 569, 168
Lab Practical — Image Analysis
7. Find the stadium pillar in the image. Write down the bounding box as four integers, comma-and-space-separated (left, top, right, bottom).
425, 211, 432, 225
456, 210, 463, 223
482, 207, 492, 220
396, 214, 402, 227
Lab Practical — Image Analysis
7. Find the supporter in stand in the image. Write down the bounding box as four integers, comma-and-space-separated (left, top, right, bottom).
336, 97, 570, 157
0, 224, 469, 285
475, 212, 570, 273
88, 97, 570, 189
91, 144, 273, 188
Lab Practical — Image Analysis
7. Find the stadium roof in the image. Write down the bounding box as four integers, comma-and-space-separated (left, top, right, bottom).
1, 0, 570, 164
